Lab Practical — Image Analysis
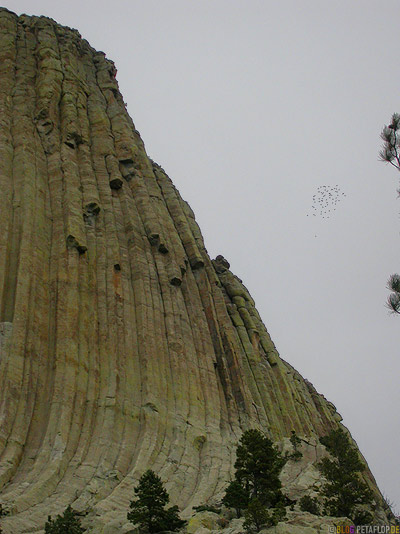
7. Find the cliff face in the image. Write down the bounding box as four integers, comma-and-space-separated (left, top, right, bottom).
0, 8, 385, 533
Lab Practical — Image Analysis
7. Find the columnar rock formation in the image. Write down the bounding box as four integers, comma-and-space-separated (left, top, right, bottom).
0, 8, 386, 533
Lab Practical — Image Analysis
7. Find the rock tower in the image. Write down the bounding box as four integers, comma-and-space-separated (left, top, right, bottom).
0, 8, 388, 533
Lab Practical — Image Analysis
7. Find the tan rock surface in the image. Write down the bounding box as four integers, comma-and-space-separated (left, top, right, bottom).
261, 511, 353, 534
0, 8, 387, 533
187, 512, 221, 534
183, 513, 354, 534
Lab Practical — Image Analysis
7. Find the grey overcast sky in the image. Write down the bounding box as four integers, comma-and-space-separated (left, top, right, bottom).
4, 0, 400, 513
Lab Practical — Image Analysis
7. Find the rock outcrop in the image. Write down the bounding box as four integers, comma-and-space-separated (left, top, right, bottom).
0, 8, 388, 533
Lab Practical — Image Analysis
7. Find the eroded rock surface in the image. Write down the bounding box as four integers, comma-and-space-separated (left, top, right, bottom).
0, 8, 387, 533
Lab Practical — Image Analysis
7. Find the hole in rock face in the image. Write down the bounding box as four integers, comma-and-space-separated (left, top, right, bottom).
66, 235, 87, 254
158, 243, 168, 254
192, 259, 205, 270
148, 234, 159, 246
170, 276, 182, 287
144, 402, 158, 413
119, 158, 134, 166
66, 235, 76, 247
109, 178, 123, 190
76, 245, 87, 254
64, 133, 83, 149
114, 264, 121, 271
84, 202, 101, 216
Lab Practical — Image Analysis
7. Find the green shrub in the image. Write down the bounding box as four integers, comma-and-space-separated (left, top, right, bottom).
353, 509, 373, 526
192, 504, 221, 514
222, 480, 249, 517
243, 499, 273, 532
44, 505, 85, 534
299, 495, 320, 515
232, 429, 286, 507
243, 499, 286, 532
222, 429, 287, 528
318, 428, 373, 523
127, 470, 186, 533
288, 431, 302, 462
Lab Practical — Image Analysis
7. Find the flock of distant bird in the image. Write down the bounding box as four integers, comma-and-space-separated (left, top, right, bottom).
308, 185, 346, 219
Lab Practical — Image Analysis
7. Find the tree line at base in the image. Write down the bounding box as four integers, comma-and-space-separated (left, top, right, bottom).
0, 428, 384, 533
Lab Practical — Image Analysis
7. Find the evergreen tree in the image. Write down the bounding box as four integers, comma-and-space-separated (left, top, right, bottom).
243, 499, 271, 532
299, 495, 320, 515
127, 470, 186, 533
234, 429, 286, 507
243, 499, 286, 532
318, 428, 373, 523
379, 113, 400, 314
222, 480, 249, 517
222, 429, 287, 529
44, 505, 85, 534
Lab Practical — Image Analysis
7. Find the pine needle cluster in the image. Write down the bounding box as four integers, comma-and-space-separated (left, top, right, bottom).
386, 273, 400, 314
379, 113, 400, 170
